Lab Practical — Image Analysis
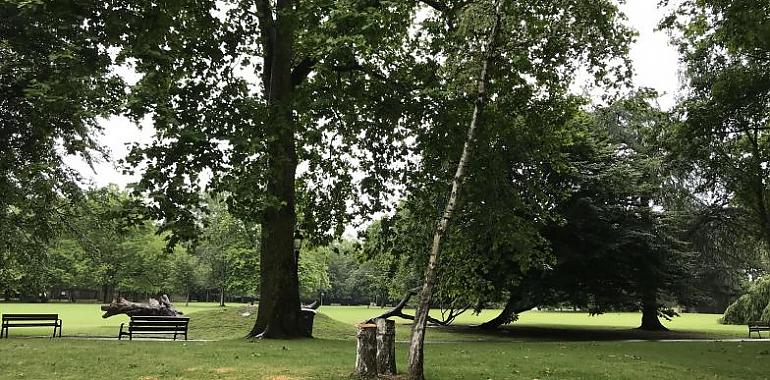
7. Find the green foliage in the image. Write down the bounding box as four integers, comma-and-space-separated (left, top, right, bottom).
298, 245, 330, 300
0, 1, 126, 281
664, 0, 770, 252
195, 195, 259, 300
722, 277, 770, 324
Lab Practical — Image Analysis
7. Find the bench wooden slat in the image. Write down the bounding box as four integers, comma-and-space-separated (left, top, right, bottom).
130, 320, 189, 325
119, 316, 189, 341
1, 314, 62, 338
128, 325, 188, 331
3, 314, 59, 320
748, 321, 770, 338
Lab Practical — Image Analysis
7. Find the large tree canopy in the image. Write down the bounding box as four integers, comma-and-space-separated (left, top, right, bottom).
0, 1, 124, 291
113, 0, 419, 338
664, 0, 770, 251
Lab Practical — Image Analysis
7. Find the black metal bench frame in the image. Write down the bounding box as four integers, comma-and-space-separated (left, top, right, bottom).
749, 321, 770, 338
119, 316, 190, 341
1, 314, 62, 338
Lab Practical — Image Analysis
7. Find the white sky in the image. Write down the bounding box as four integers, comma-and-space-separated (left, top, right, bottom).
64, 0, 682, 189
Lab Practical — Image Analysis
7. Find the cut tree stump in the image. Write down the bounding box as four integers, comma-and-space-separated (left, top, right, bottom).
355, 323, 377, 378
376, 318, 396, 376
100, 294, 182, 318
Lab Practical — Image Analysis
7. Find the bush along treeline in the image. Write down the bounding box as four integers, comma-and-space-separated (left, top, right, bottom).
1, 187, 318, 305
722, 277, 770, 325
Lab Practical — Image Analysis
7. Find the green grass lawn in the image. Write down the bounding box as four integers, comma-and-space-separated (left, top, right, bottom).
0, 302, 745, 340
321, 305, 747, 339
0, 302, 224, 337
0, 303, 767, 379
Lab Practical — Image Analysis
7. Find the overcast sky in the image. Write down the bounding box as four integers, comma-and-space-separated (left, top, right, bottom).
64, 0, 682, 189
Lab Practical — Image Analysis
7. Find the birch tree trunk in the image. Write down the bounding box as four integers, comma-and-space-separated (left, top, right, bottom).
407, 3, 503, 379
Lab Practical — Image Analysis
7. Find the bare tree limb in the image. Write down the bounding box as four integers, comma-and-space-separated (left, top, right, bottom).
365, 287, 446, 325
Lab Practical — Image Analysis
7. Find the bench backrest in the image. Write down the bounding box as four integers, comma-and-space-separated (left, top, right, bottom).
2, 314, 59, 321
129, 316, 189, 331
749, 321, 770, 327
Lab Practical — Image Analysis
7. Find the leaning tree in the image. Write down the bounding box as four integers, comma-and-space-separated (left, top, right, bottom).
393, 1, 634, 377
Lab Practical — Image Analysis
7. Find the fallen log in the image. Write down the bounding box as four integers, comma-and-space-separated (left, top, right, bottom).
101, 294, 183, 318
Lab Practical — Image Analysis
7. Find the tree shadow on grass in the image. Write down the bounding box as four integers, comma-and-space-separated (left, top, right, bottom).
429, 324, 717, 342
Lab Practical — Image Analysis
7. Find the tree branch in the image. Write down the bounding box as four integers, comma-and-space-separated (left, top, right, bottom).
365, 287, 447, 325
329, 62, 417, 96
291, 57, 317, 88
255, 0, 275, 94
418, 0, 449, 13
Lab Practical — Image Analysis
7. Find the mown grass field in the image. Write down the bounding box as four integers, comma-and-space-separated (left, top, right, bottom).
0, 303, 768, 379
0, 302, 747, 339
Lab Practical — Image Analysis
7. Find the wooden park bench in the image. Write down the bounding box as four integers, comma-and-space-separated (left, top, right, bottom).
748, 321, 770, 338
118, 315, 190, 341
1, 314, 62, 338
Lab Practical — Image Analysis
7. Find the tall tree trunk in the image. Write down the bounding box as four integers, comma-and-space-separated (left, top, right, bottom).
219, 285, 225, 307
248, 0, 304, 339
639, 289, 667, 331
407, 4, 502, 379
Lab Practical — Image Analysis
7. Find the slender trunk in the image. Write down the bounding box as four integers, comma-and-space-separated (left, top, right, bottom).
248, 0, 304, 338
219, 285, 225, 307
407, 4, 502, 379
102, 285, 112, 304
186, 287, 190, 307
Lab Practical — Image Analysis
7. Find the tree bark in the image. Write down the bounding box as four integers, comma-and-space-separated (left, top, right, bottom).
376, 318, 397, 376
355, 324, 377, 378
407, 3, 502, 379
248, 0, 305, 339
639, 290, 667, 331
219, 285, 225, 307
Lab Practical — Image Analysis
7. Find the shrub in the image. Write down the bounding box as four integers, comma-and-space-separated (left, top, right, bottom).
722, 277, 770, 324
